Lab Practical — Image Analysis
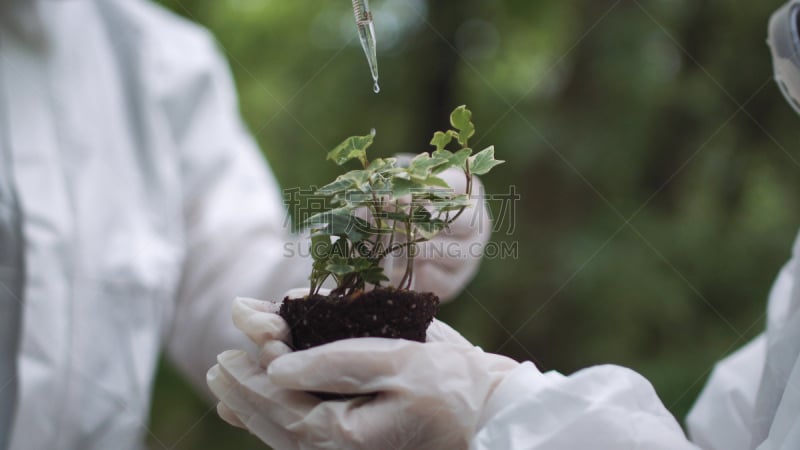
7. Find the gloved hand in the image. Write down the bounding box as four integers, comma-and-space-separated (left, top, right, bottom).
207, 296, 517, 450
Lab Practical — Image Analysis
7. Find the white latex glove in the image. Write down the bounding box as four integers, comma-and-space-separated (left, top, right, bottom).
207, 296, 515, 450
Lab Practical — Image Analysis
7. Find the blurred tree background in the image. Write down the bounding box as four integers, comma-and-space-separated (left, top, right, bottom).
147, 0, 800, 448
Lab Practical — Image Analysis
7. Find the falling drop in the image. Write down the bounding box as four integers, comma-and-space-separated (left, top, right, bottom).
353, 0, 380, 95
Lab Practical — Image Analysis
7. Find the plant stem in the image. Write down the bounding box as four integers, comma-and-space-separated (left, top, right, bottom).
374, 202, 399, 260
398, 220, 415, 289
375, 237, 428, 260
448, 158, 473, 224
405, 242, 415, 290
367, 173, 384, 235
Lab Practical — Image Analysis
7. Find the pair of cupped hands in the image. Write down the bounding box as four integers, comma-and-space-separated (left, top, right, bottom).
206, 288, 520, 450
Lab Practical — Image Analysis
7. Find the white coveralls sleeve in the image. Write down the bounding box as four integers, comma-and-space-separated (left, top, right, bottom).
688, 232, 800, 450
686, 335, 767, 450
685, 266, 783, 450
157, 33, 312, 392
471, 235, 800, 450
470, 363, 698, 450
0, 119, 24, 450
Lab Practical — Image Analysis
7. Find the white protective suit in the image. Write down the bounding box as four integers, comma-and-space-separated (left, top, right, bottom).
474, 231, 800, 449
475, 2, 800, 447
0, 95, 23, 450
0, 1, 484, 449
469, 226, 800, 450
0, 2, 309, 448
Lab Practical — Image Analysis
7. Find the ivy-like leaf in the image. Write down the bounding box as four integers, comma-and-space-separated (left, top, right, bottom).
367, 157, 397, 174
305, 209, 373, 241
316, 169, 370, 196
354, 241, 373, 258
416, 220, 447, 240
408, 153, 451, 178
432, 194, 472, 212
331, 238, 349, 258
304, 209, 339, 229
341, 170, 371, 191
431, 149, 453, 160
469, 146, 505, 176
352, 258, 375, 271
410, 174, 450, 188
450, 106, 475, 146
327, 130, 375, 167
432, 148, 471, 172
326, 263, 356, 276
370, 176, 393, 194
316, 177, 353, 196
410, 205, 432, 223
391, 177, 416, 198
310, 234, 332, 260
414, 189, 455, 201
360, 266, 389, 285
305, 206, 349, 221
430, 131, 455, 151
339, 190, 373, 208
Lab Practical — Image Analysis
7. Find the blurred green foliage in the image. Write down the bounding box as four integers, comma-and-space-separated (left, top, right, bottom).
147, 0, 800, 448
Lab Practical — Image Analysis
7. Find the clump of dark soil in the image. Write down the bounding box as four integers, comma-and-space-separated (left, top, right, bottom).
279, 287, 439, 351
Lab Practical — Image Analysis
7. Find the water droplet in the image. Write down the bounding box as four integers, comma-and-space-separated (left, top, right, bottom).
373, 81, 381, 94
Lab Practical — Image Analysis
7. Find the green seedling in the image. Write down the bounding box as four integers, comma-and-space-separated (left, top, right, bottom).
305, 105, 503, 297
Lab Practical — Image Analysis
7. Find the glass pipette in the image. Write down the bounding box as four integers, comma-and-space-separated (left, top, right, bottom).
352, 0, 380, 93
